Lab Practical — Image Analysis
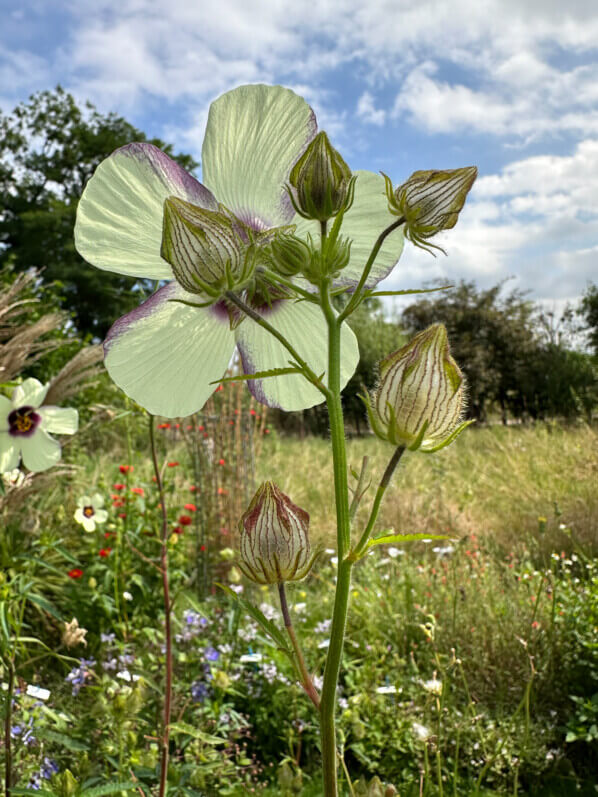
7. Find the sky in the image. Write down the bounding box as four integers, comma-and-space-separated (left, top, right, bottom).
1, 0, 597, 314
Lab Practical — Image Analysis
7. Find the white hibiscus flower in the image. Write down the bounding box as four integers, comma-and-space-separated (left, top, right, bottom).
74, 84, 404, 418
0, 379, 78, 473
74, 493, 108, 532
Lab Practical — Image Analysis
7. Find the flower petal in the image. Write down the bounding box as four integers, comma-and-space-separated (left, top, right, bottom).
294, 170, 405, 288
75, 143, 218, 279
235, 300, 359, 410
12, 378, 48, 408
19, 429, 61, 472
94, 509, 108, 524
0, 396, 12, 431
103, 282, 235, 417
202, 84, 316, 230
0, 438, 20, 473
39, 407, 79, 435
92, 493, 105, 509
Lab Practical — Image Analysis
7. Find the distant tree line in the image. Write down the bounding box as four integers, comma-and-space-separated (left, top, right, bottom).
1, 88, 596, 429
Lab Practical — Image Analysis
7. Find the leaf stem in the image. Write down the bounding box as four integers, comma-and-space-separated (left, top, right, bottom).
277, 583, 320, 709
350, 446, 405, 560
338, 217, 404, 322
149, 415, 173, 797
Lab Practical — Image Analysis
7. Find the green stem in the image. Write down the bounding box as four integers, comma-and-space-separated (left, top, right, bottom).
149, 416, 173, 797
225, 291, 328, 398
351, 446, 405, 560
4, 657, 14, 795
277, 583, 320, 709
338, 217, 404, 322
319, 277, 353, 796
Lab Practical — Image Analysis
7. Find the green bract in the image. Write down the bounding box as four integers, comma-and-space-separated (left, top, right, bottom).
365, 324, 471, 453
75, 85, 404, 418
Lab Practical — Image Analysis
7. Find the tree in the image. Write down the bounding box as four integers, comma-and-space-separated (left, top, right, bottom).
580, 282, 598, 355
0, 86, 198, 337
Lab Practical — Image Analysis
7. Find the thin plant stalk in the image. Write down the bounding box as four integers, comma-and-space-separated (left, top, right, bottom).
277, 583, 320, 709
3, 657, 15, 795
149, 415, 172, 797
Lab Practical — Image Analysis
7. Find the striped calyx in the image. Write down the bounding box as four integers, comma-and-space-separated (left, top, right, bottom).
288, 131, 355, 222
385, 166, 477, 255
366, 324, 470, 453
161, 197, 257, 297
238, 481, 314, 585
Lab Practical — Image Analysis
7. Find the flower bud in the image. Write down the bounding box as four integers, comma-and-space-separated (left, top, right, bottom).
161, 198, 256, 297
365, 324, 471, 453
385, 167, 477, 254
267, 233, 312, 277
288, 131, 355, 222
238, 481, 315, 584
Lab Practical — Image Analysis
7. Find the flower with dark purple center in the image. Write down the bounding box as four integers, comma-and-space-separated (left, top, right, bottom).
1, 379, 78, 473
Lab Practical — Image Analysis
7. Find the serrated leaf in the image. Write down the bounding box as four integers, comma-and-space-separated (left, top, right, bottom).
366, 533, 451, 550
81, 782, 138, 797
169, 722, 226, 745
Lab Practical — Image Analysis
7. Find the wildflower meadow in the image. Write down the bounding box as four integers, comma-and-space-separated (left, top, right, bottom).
1, 82, 597, 797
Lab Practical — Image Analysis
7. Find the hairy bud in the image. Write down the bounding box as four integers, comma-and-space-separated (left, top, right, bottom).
238, 481, 316, 584
365, 324, 471, 453
267, 233, 313, 277
288, 131, 355, 222
385, 167, 477, 254
161, 197, 256, 297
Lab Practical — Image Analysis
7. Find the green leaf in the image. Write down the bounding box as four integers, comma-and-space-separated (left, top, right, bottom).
217, 584, 290, 653
53, 544, 81, 565
168, 722, 226, 745
26, 592, 63, 620
210, 366, 302, 386
366, 285, 453, 298
10, 790, 58, 797
81, 782, 138, 797
366, 533, 451, 550
36, 728, 90, 751
0, 602, 10, 640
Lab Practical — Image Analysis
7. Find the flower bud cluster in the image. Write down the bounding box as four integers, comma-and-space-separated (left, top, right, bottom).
365, 324, 470, 453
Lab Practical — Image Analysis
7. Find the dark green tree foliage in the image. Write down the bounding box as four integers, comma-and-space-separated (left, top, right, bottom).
580, 282, 598, 355
401, 280, 597, 422
0, 86, 198, 337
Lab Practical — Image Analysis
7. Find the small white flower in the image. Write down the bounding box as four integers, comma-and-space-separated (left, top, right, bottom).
239, 653, 263, 663
376, 685, 398, 695
1, 468, 26, 488
74, 493, 108, 532
387, 547, 405, 558
123, 591, 133, 601
317, 639, 330, 649
413, 721, 432, 741
423, 678, 442, 696
0, 378, 78, 473
433, 545, 454, 557
259, 602, 277, 621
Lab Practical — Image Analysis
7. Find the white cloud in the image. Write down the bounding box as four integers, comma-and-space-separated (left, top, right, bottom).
356, 92, 386, 126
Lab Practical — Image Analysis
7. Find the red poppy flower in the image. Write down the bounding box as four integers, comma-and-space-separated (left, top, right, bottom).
104, 531, 114, 539
217, 487, 228, 496
175, 423, 180, 429
200, 544, 206, 552
167, 461, 179, 467
119, 465, 133, 474
198, 425, 204, 431
68, 568, 83, 579
184, 503, 197, 512
131, 487, 144, 496
99, 548, 112, 558
218, 458, 225, 466
118, 512, 127, 519
250, 409, 256, 416
189, 485, 198, 493
158, 422, 171, 429
172, 526, 183, 534
215, 385, 223, 392
186, 425, 193, 430
179, 515, 192, 526
113, 483, 125, 491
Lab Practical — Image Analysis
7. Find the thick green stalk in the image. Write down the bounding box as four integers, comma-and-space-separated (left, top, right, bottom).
319, 278, 353, 796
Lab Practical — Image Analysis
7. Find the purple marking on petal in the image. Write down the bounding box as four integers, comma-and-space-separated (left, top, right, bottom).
115, 143, 218, 211
210, 300, 234, 324
236, 339, 281, 409
8, 406, 41, 438
103, 282, 178, 356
